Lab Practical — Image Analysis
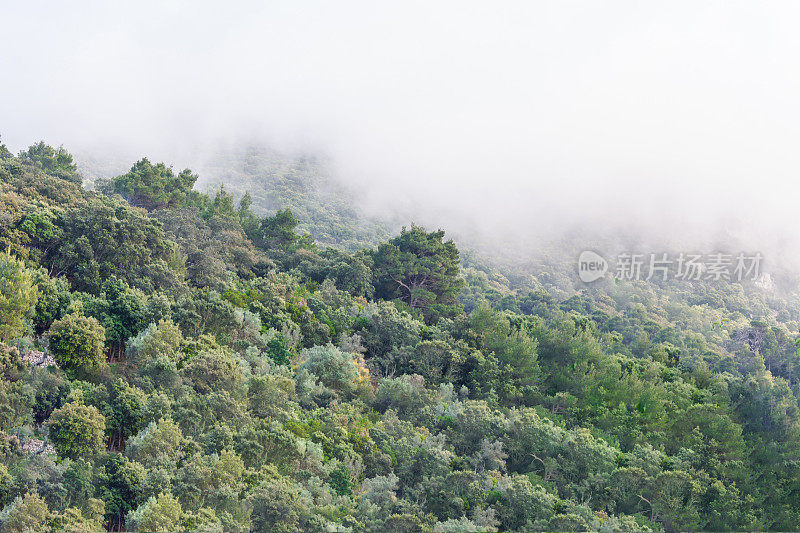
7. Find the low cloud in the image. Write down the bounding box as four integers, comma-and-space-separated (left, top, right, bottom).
2, 1, 799, 263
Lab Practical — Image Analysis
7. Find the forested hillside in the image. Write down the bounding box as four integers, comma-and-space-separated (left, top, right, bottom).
78, 146, 393, 252
195, 147, 392, 251
1, 140, 800, 532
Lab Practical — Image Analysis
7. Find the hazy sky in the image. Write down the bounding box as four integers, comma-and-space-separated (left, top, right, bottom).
2, 1, 800, 252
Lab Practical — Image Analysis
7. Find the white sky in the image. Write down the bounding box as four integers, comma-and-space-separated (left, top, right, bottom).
2, 1, 800, 253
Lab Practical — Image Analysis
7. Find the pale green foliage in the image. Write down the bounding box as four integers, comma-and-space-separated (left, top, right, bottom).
0, 493, 49, 533
247, 374, 297, 420
355, 473, 401, 531
496, 474, 558, 530
46, 402, 106, 459
0, 464, 11, 508
128, 320, 184, 389
126, 418, 184, 468
126, 493, 183, 532
127, 319, 184, 363
50, 503, 105, 533
248, 476, 325, 533
433, 516, 490, 532
48, 313, 106, 378
297, 344, 367, 395
375, 374, 435, 417
0, 251, 38, 342
181, 346, 245, 395
183, 508, 223, 533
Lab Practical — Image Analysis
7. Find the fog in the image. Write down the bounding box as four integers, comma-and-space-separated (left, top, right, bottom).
2, 1, 800, 262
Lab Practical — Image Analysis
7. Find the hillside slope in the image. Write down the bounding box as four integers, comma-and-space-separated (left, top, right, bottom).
1, 140, 799, 532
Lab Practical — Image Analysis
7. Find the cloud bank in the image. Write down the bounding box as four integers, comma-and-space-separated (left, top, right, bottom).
2, 1, 800, 257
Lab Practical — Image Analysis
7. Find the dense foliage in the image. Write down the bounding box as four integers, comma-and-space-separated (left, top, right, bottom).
1, 139, 800, 532
106, 159, 199, 211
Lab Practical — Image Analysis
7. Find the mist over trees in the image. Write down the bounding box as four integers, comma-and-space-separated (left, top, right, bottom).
1, 140, 800, 532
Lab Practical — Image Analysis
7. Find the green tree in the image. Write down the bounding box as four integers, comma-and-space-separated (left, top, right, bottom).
50, 503, 105, 533
100, 277, 147, 358
0, 250, 38, 342
127, 319, 183, 365
649, 470, 702, 531
203, 185, 237, 220
46, 402, 106, 459
112, 158, 198, 210
19, 141, 81, 184
249, 477, 325, 533
329, 462, 354, 496
106, 379, 148, 449
248, 374, 296, 420
31, 368, 71, 424
31, 270, 72, 334
371, 225, 464, 323
0, 343, 25, 383
308, 248, 374, 297
0, 492, 50, 532
127, 320, 183, 391
0, 136, 11, 159
126, 493, 184, 532
468, 305, 540, 397
496, 475, 557, 531
99, 454, 145, 531
126, 418, 184, 469
48, 313, 106, 378
45, 197, 181, 293
265, 335, 292, 366
260, 208, 301, 250
297, 344, 367, 396
62, 459, 95, 510
180, 346, 245, 395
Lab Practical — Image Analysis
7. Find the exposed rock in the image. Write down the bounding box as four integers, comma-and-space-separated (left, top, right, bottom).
21, 350, 58, 368
21, 438, 55, 455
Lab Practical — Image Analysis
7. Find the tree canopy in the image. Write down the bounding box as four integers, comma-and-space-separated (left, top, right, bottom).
48, 313, 106, 378
0, 251, 38, 342
371, 225, 464, 323
110, 158, 198, 210
19, 141, 82, 184
1, 141, 799, 532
